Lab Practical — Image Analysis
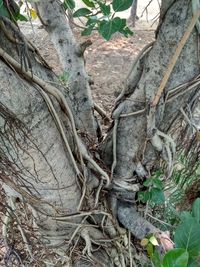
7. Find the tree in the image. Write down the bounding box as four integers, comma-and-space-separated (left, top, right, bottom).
0, 0, 200, 266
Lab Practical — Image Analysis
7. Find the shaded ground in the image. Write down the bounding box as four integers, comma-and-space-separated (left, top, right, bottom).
20, 20, 156, 116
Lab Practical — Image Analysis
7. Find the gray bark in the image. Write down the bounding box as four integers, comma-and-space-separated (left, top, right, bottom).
0, 0, 200, 266
0, 33, 81, 251
102, 0, 199, 179
130, 0, 138, 27
33, 0, 97, 138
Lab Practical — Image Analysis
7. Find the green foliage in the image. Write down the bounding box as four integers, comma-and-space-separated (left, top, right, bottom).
99, 17, 132, 40
151, 198, 200, 267
141, 234, 159, 259
99, 2, 110, 16
112, 0, 134, 12
192, 198, 200, 223
0, 0, 27, 21
138, 172, 165, 205
72, 0, 133, 40
73, 7, 92, 17
0, 0, 10, 18
161, 157, 200, 227
63, 0, 75, 10
175, 217, 200, 258
58, 72, 69, 85
82, 0, 95, 8
162, 248, 189, 267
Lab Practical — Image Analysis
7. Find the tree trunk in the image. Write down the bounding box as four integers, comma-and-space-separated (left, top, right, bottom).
101, 0, 200, 230
130, 0, 138, 27
0, 0, 200, 266
0, 21, 83, 250
33, 0, 97, 138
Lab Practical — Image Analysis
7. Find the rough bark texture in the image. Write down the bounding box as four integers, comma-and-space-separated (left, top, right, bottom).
102, 0, 199, 178
33, 0, 97, 138
0, 0, 200, 266
130, 0, 138, 27
101, 0, 200, 234
0, 27, 82, 252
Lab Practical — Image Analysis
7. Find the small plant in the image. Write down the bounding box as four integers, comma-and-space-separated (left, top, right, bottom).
142, 198, 200, 267
138, 171, 165, 206
58, 72, 69, 85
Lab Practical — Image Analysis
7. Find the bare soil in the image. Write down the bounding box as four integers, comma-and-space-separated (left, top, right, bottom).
20, 20, 156, 116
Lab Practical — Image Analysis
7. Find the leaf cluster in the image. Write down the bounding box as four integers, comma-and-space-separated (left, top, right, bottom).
63, 0, 134, 40
152, 198, 200, 267
0, 0, 27, 22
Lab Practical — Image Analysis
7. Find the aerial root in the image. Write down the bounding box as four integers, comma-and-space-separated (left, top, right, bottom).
80, 228, 108, 267
2, 200, 12, 247
10, 198, 33, 259
2, 197, 33, 260
94, 103, 110, 124
113, 180, 140, 192
151, 129, 176, 177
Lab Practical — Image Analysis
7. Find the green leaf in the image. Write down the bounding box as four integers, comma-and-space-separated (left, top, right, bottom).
81, 25, 94, 36
16, 13, 28, 22
150, 188, 165, 204
0, 0, 10, 18
99, 3, 110, 16
175, 217, 200, 257
112, 17, 126, 31
138, 191, 151, 203
152, 178, 164, 190
86, 16, 97, 26
99, 20, 115, 40
122, 27, 132, 37
180, 211, 194, 222
188, 257, 200, 267
149, 236, 159, 246
192, 198, 200, 223
143, 178, 153, 187
82, 0, 95, 8
163, 248, 189, 267
112, 0, 133, 12
146, 243, 154, 258
63, 0, 75, 10
73, 8, 92, 17
152, 250, 163, 267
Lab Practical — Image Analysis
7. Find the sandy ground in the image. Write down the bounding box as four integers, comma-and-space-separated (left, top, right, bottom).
19, 1, 159, 115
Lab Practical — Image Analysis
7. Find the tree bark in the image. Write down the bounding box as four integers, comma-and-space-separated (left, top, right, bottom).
101, 0, 200, 231
130, 0, 138, 27
0, 0, 200, 266
33, 0, 97, 138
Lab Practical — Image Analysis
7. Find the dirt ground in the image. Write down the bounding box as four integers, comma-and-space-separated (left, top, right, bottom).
20, 19, 156, 116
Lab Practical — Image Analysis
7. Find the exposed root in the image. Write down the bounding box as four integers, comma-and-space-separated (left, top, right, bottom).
9, 198, 33, 259
0, 47, 84, 170
39, 89, 81, 176
2, 197, 33, 260
83, 153, 110, 188
2, 201, 12, 247
94, 180, 103, 208
111, 119, 118, 177
113, 180, 140, 192
115, 41, 154, 104
94, 103, 110, 124
151, 129, 176, 177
